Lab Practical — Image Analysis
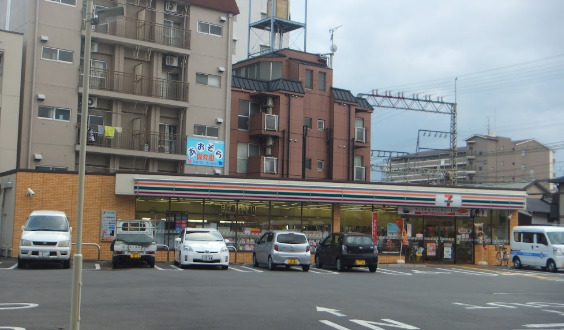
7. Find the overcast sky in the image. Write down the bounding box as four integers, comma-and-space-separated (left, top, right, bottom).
287, 0, 564, 180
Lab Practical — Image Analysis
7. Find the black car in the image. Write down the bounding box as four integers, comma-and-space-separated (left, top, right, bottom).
315, 233, 378, 272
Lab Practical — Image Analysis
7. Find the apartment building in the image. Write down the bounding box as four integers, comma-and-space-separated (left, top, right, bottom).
388, 133, 554, 189
0, 29, 23, 173
231, 49, 373, 181
2, 0, 238, 175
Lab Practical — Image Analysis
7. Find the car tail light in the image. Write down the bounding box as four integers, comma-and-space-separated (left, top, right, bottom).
306, 245, 310, 253
274, 244, 279, 251
115, 251, 124, 255
147, 251, 155, 255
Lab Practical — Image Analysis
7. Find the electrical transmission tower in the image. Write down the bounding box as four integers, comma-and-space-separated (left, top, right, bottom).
360, 91, 458, 185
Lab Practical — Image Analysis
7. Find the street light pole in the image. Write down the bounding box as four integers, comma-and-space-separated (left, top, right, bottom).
70, 1, 93, 329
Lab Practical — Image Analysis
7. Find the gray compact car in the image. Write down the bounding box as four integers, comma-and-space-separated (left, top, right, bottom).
253, 231, 311, 271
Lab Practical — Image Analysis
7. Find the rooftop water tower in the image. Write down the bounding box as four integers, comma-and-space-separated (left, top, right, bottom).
247, 0, 307, 57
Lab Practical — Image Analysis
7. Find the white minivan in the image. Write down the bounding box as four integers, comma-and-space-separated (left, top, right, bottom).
511, 226, 564, 272
18, 210, 72, 269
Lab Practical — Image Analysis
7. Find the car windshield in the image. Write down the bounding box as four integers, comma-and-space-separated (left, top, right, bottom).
345, 235, 374, 245
185, 231, 223, 241
24, 215, 69, 231
547, 232, 564, 244
277, 233, 307, 244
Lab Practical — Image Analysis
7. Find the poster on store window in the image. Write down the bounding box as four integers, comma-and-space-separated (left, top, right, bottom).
426, 242, 436, 256
100, 210, 117, 241
444, 243, 452, 259
186, 138, 224, 167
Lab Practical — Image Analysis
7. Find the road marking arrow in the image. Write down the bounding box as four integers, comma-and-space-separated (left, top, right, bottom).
317, 306, 347, 317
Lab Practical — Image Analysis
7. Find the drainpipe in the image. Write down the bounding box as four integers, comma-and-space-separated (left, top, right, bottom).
27, 0, 40, 168
326, 128, 333, 180
301, 125, 307, 179
347, 105, 351, 180
281, 130, 286, 177
286, 94, 291, 178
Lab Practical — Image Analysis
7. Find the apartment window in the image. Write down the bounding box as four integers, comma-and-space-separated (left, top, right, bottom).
317, 119, 325, 131
77, 114, 104, 126
305, 69, 313, 89
500, 161, 504, 166
238, 100, 260, 130
232, 39, 237, 55
318, 71, 326, 91
521, 150, 526, 157
237, 142, 260, 173
0, 53, 3, 75
194, 124, 219, 138
38, 106, 71, 121
354, 155, 365, 181
198, 21, 222, 36
41, 46, 73, 63
164, 19, 181, 46
46, 0, 76, 5
521, 164, 526, 171
196, 73, 221, 87
317, 160, 325, 171
355, 118, 365, 142
159, 123, 177, 154
264, 157, 278, 174
305, 158, 312, 170
304, 117, 312, 129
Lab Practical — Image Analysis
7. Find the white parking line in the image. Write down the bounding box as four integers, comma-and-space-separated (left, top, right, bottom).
169, 265, 182, 271
9, 264, 17, 270
436, 267, 498, 276
313, 268, 339, 274
319, 320, 351, 330
240, 265, 264, 272
378, 268, 412, 275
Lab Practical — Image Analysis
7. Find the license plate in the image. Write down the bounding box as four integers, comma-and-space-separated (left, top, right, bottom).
287, 258, 298, 264
203, 254, 213, 261
40, 251, 50, 257
130, 252, 141, 259
355, 259, 366, 266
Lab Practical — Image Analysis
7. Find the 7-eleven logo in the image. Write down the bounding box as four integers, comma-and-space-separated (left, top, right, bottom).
435, 194, 461, 207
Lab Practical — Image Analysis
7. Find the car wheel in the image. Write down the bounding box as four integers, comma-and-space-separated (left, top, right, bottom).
315, 255, 323, 269
368, 265, 377, 273
302, 265, 310, 272
149, 259, 155, 268
112, 257, 118, 269
547, 260, 557, 273
513, 257, 522, 269
221, 265, 228, 270
63, 259, 71, 269
268, 256, 275, 271
336, 258, 344, 272
17, 258, 26, 269
252, 254, 259, 267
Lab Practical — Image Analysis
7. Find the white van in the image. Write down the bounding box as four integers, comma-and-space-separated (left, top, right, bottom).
18, 210, 72, 269
510, 226, 564, 272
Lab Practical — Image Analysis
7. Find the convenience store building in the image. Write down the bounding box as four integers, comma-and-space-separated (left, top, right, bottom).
1, 171, 525, 265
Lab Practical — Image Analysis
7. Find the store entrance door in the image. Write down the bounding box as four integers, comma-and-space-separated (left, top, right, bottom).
455, 218, 474, 264
423, 218, 455, 263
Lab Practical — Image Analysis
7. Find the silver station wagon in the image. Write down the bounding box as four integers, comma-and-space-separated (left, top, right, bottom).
253, 231, 311, 271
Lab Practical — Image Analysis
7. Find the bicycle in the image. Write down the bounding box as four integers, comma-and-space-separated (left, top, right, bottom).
495, 244, 509, 266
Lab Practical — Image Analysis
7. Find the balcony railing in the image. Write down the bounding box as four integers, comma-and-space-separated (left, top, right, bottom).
80, 68, 189, 102
85, 16, 191, 49
78, 124, 186, 155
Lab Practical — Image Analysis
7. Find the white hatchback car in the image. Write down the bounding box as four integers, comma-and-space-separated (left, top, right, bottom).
18, 210, 72, 269
174, 228, 229, 269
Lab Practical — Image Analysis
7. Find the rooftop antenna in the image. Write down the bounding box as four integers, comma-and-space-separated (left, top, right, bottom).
328, 25, 342, 68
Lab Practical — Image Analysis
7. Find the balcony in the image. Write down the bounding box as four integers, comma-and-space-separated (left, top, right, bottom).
78, 124, 187, 157
249, 113, 280, 137
85, 15, 191, 50
80, 68, 189, 102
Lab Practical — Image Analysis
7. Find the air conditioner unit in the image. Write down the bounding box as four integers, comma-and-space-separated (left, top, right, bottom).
91, 41, 99, 53
165, 55, 178, 67
165, 1, 177, 12
87, 96, 98, 108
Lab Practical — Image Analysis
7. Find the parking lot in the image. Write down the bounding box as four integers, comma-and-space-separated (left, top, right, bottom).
2, 258, 564, 330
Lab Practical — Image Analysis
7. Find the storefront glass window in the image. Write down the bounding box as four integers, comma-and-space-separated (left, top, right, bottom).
340, 204, 373, 234
490, 210, 509, 244
301, 202, 332, 246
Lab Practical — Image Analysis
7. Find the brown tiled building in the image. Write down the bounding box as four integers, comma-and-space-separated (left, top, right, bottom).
231, 49, 373, 181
